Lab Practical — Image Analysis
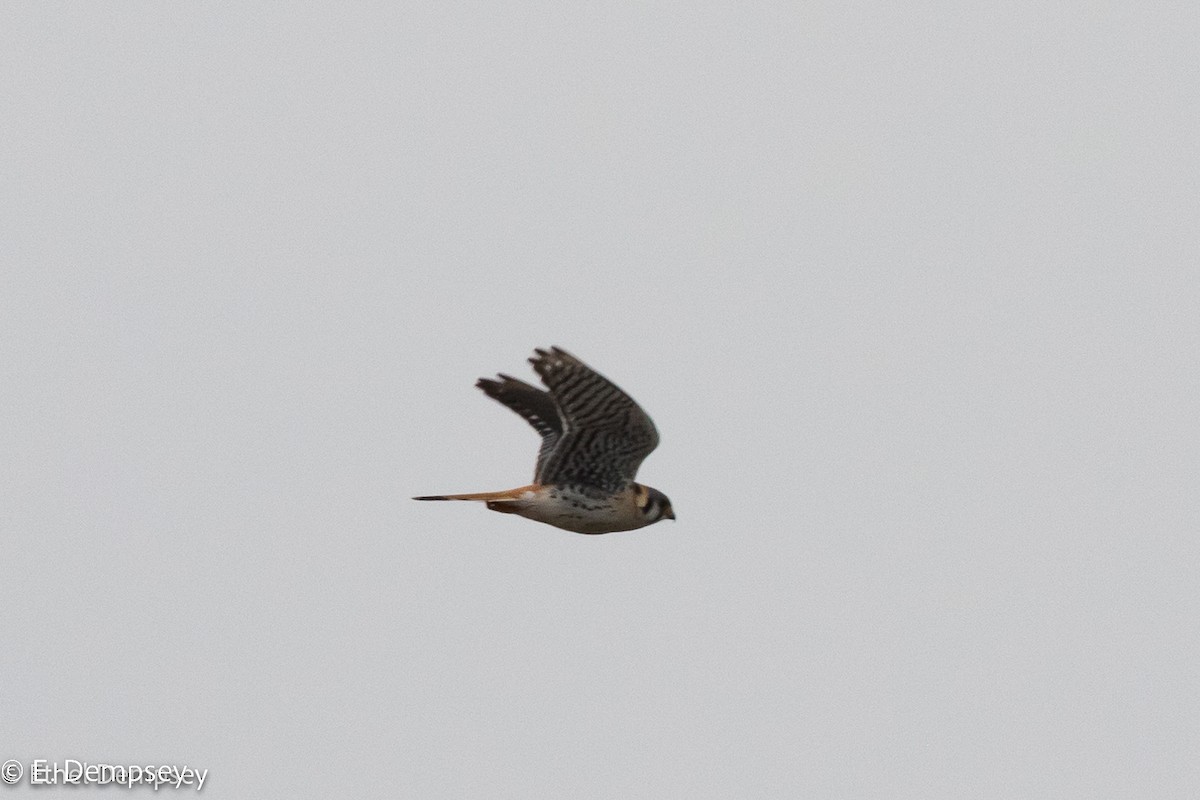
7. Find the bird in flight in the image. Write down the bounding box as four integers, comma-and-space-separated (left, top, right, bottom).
414, 346, 674, 534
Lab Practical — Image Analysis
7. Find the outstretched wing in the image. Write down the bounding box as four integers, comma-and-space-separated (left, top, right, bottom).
476, 373, 563, 482
528, 347, 659, 494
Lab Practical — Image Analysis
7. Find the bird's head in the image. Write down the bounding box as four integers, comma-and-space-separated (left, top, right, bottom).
634, 484, 676, 525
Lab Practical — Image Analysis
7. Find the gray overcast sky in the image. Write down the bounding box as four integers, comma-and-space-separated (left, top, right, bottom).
2, 3, 1197, 798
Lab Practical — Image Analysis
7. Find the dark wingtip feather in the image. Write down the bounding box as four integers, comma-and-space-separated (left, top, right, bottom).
478, 375, 523, 400
546, 345, 578, 364
531, 346, 578, 374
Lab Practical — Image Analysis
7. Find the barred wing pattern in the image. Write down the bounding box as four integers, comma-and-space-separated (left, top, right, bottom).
528, 347, 659, 494
476, 373, 563, 482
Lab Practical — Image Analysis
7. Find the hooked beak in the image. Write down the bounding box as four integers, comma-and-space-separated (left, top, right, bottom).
664, 507, 676, 521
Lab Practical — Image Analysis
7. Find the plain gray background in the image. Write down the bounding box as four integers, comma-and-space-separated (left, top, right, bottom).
2, 3, 1197, 798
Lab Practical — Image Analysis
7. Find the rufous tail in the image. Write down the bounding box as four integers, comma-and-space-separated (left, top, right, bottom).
412, 490, 516, 502
413, 487, 534, 515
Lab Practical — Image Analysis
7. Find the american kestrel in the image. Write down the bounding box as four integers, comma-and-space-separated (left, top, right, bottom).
414, 346, 675, 534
